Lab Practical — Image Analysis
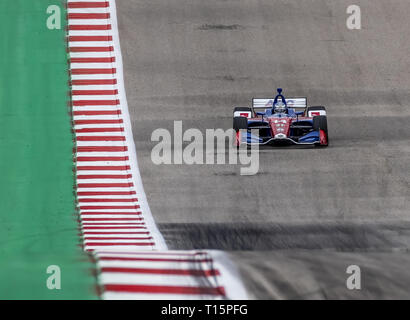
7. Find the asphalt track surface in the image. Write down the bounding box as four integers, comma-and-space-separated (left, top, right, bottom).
117, 0, 410, 298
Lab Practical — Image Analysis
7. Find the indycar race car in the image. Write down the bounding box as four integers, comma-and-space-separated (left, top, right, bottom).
233, 88, 329, 147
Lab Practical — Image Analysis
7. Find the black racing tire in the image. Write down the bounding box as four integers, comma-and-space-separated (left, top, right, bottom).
233, 116, 248, 132
306, 106, 326, 117
313, 115, 329, 146
233, 107, 252, 114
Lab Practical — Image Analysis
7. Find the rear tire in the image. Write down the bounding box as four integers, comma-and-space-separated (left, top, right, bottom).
313, 115, 329, 146
306, 106, 326, 117
233, 107, 252, 114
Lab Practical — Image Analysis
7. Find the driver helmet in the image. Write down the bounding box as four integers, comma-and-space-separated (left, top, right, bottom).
274, 100, 287, 114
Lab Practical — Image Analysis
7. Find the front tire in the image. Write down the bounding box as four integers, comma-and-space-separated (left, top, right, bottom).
233, 117, 248, 148
233, 116, 248, 132
313, 115, 329, 147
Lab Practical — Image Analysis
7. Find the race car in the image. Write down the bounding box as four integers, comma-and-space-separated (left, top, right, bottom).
233, 88, 329, 147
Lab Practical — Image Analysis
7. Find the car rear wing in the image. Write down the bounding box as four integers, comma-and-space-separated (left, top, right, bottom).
252, 97, 307, 115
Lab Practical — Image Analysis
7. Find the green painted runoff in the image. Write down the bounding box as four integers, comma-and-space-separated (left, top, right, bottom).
0, 0, 97, 299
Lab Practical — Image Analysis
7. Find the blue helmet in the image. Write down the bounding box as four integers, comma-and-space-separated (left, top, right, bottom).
273, 88, 287, 113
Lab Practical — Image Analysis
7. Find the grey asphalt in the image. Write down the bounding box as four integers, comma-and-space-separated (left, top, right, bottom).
117, 0, 410, 299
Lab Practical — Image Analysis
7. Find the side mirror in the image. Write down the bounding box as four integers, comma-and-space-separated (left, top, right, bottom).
295, 111, 304, 116
256, 112, 265, 116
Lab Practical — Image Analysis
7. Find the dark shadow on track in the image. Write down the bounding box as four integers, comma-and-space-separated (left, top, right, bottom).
159, 222, 410, 251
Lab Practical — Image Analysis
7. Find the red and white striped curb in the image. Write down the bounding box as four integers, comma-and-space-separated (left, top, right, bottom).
67, 0, 247, 299
95, 250, 246, 300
